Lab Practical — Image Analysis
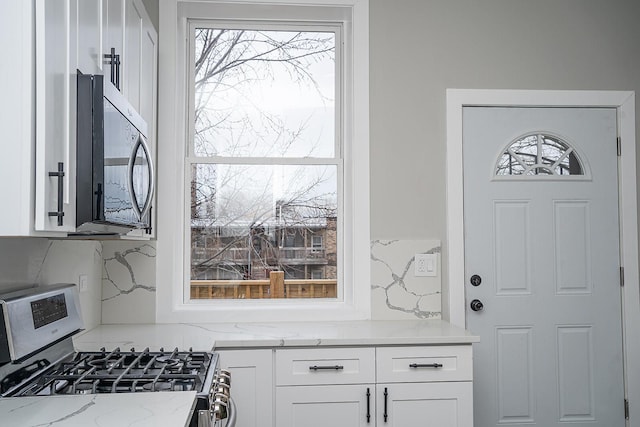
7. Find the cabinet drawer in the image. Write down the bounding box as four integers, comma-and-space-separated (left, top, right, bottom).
376, 346, 472, 383
276, 347, 375, 386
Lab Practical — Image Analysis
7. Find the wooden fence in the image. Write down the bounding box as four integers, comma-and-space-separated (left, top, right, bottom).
190, 271, 337, 299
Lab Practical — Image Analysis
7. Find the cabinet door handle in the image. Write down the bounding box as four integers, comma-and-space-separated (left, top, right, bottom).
48, 162, 65, 226
103, 48, 121, 91
114, 53, 121, 91
383, 387, 388, 422
409, 363, 443, 369
308, 365, 344, 371
366, 387, 371, 423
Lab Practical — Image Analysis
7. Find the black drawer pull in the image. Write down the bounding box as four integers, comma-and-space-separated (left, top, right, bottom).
409, 363, 443, 369
309, 365, 344, 371
366, 387, 371, 423
383, 387, 388, 422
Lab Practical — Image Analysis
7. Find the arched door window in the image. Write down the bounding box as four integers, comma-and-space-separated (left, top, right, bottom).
496, 133, 585, 176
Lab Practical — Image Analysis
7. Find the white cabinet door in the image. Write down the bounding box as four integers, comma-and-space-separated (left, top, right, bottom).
34, 0, 76, 232
0, 0, 34, 235
75, 0, 102, 75
276, 384, 372, 427
123, 0, 142, 108
218, 349, 274, 427
137, 8, 157, 133
103, 0, 124, 86
377, 382, 473, 427
124, 0, 156, 116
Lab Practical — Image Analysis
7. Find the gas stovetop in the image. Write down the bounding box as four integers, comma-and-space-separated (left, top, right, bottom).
3, 347, 218, 397
0, 285, 234, 426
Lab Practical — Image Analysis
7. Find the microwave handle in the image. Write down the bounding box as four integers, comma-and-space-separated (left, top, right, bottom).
128, 134, 155, 222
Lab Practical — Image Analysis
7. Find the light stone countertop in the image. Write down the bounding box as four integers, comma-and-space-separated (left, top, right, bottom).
73, 319, 479, 352
2, 320, 476, 427
0, 392, 197, 427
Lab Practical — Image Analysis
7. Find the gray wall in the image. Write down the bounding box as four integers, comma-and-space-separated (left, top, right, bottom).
369, 0, 640, 319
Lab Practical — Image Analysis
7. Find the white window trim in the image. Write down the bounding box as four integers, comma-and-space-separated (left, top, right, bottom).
156, 0, 370, 323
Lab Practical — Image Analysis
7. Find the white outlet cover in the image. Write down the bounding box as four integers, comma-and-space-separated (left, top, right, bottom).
414, 253, 437, 277
79, 274, 89, 292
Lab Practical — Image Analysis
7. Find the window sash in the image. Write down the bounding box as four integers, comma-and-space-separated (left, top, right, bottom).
184, 18, 344, 302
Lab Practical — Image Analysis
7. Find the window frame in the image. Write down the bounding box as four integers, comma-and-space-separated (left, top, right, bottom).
156, 0, 370, 323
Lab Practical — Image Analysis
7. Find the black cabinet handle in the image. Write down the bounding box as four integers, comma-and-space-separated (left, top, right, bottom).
383, 387, 388, 422
409, 363, 443, 369
114, 53, 120, 91
48, 162, 65, 226
308, 365, 344, 371
104, 48, 121, 91
366, 387, 370, 423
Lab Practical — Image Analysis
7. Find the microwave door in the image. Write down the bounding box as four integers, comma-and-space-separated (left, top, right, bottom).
103, 99, 140, 226
127, 134, 154, 221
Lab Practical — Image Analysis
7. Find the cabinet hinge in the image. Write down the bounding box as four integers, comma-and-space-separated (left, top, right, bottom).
621, 266, 625, 287
617, 137, 622, 156
625, 398, 630, 420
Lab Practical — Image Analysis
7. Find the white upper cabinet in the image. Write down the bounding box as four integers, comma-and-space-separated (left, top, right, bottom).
124, 0, 157, 131
103, 0, 125, 89
34, 0, 76, 233
0, 1, 35, 235
76, 0, 103, 75
0, 0, 156, 237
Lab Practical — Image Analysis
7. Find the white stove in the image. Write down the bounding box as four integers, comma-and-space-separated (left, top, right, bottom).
0, 284, 234, 427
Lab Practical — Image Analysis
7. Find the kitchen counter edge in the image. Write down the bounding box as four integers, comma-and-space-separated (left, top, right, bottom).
73, 319, 479, 352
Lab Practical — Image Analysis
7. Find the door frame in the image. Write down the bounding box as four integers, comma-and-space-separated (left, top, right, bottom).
445, 89, 639, 425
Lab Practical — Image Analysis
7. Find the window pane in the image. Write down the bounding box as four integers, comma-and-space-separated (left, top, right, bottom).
496, 133, 584, 176
189, 164, 338, 299
193, 28, 336, 158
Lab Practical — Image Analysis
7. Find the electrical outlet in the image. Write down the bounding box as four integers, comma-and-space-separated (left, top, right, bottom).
415, 253, 437, 277
79, 274, 89, 293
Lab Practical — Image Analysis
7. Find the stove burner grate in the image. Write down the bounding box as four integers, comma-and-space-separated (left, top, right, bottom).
9, 347, 214, 397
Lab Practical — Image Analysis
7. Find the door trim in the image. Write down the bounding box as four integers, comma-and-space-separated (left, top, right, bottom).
446, 89, 638, 426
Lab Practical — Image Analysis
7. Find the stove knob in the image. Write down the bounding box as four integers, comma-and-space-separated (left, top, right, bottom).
217, 376, 230, 388
212, 403, 227, 420
218, 370, 231, 386
213, 394, 229, 420
214, 383, 230, 397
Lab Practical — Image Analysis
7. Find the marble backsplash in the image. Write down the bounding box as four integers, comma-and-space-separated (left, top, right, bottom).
370, 239, 442, 320
0, 238, 442, 325
99, 239, 442, 323
0, 238, 103, 330
102, 241, 157, 324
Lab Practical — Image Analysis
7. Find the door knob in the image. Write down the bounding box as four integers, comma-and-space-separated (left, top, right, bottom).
470, 299, 484, 312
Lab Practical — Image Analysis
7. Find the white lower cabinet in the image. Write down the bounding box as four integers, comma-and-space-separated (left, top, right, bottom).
273, 345, 473, 426
276, 384, 373, 427
217, 349, 274, 427
377, 382, 472, 426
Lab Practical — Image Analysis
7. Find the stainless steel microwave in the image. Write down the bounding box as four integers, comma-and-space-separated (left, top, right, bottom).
76, 73, 154, 234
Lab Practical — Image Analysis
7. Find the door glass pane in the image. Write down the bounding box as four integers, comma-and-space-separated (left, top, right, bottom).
496, 133, 584, 176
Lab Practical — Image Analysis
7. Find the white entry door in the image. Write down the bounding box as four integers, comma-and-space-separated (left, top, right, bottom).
463, 107, 625, 426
